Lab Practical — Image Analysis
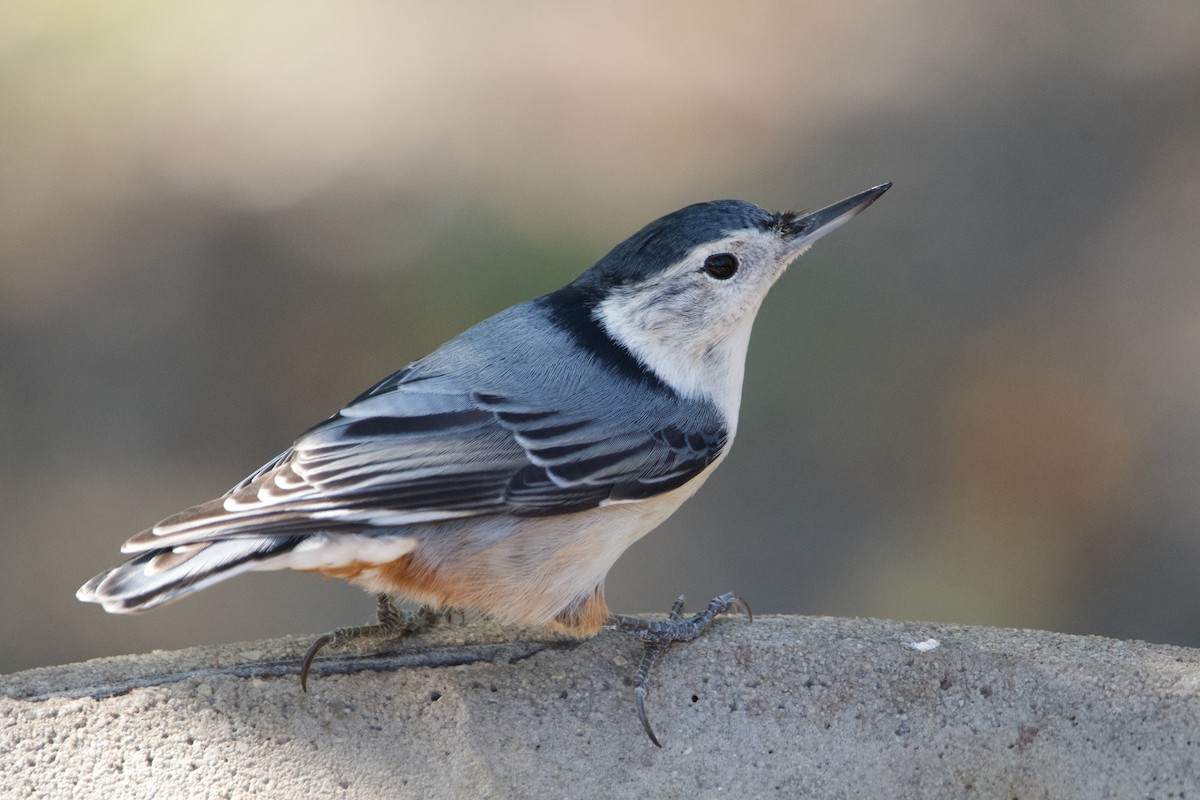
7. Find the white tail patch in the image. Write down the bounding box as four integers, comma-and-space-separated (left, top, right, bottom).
272, 534, 419, 570
78, 537, 293, 613
78, 533, 421, 614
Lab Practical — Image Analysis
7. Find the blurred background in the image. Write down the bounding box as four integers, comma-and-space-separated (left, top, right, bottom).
3, 2, 1199, 675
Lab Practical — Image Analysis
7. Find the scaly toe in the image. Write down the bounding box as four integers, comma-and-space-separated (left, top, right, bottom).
299, 595, 449, 691
607, 591, 749, 747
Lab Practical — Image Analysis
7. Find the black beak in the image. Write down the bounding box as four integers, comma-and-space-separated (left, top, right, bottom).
781, 182, 891, 255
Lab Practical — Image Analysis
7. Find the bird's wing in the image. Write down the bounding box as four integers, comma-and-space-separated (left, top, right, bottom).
472, 391, 726, 513
121, 368, 727, 553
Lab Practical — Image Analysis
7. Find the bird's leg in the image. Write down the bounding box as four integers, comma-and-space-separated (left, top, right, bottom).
300, 594, 453, 691
607, 592, 751, 747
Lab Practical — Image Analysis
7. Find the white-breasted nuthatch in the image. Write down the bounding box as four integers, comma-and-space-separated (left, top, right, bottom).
79, 182, 891, 745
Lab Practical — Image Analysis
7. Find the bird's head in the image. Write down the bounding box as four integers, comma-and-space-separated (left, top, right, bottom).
577, 183, 890, 426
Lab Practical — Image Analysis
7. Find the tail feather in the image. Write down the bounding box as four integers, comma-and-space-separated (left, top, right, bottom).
77, 535, 305, 613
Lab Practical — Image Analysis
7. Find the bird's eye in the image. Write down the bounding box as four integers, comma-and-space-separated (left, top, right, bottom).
702, 253, 739, 280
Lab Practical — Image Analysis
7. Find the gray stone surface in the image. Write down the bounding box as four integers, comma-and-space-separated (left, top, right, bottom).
2, 616, 1197, 799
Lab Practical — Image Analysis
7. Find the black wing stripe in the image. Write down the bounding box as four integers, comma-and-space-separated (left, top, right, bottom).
526, 442, 593, 461
505, 465, 612, 516
610, 469, 703, 500
508, 420, 591, 440
548, 448, 644, 484
340, 410, 493, 438
494, 409, 559, 424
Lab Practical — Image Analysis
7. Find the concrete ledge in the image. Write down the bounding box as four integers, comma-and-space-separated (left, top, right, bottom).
3, 616, 1198, 798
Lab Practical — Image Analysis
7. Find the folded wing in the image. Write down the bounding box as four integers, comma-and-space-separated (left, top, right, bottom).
121, 370, 727, 553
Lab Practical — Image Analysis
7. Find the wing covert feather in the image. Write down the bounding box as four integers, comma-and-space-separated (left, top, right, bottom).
124, 337, 727, 552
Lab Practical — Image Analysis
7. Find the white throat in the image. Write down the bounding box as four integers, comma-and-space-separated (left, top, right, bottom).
595, 297, 757, 434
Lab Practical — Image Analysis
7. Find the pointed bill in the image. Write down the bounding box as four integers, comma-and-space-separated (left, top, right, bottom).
781, 181, 891, 258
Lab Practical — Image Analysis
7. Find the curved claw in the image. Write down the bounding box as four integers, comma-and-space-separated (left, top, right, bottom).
299, 599, 452, 692
708, 592, 752, 623
610, 591, 749, 747
634, 686, 662, 748
732, 597, 753, 623
300, 632, 335, 692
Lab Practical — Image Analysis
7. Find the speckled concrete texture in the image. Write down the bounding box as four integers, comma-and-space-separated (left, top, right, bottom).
2, 616, 1198, 799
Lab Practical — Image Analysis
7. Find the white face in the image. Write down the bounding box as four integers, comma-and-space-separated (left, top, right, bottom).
596, 226, 807, 430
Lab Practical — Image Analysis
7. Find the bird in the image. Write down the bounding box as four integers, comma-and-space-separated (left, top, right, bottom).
78, 182, 890, 745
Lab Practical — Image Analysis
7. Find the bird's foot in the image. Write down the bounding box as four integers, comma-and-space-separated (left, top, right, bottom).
606, 592, 751, 747
300, 594, 458, 690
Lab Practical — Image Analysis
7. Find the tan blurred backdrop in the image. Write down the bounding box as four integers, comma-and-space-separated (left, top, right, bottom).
2, 2, 1199, 674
